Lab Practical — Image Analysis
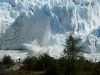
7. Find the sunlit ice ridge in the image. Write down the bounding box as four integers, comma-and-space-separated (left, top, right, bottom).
0, 0, 100, 61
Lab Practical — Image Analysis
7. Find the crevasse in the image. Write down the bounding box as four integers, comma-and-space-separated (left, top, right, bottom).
0, 0, 100, 54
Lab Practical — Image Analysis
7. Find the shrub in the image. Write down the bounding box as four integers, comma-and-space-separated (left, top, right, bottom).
2, 55, 14, 68
36, 53, 57, 75
21, 56, 37, 71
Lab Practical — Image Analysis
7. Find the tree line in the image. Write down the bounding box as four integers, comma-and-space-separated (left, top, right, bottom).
0, 35, 100, 75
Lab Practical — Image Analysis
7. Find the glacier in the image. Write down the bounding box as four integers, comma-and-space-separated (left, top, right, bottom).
0, 0, 100, 60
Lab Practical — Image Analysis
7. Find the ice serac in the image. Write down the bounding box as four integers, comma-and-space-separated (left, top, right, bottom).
0, 0, 100, 54
0, 5, 51, 49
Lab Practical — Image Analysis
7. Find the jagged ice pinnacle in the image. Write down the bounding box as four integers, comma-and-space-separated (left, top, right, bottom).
0, 0, 100, 60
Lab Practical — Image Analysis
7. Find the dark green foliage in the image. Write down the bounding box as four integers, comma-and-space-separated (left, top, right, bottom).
63, 35, 82, 59
1, 35, 100, 75
0, 53, 100, 75
57, 57, 66, 75
84, 60, 93, 72
21, 56, 37, 71
0, 61, 4, 70
1, 35, 96, 75
2, 55, 14, 65
62, 35, 85, 75
36, 53, 57, 75
45, 66, 57, 75
2, 55, 14, 68
92, 62, 100, 75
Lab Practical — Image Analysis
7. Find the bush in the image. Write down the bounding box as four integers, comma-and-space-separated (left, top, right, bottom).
57, 57, 66, 75
21, 56, 37, 71
36, 53, 57, 75
92, 62, 100, 75
2, 55, 14, 68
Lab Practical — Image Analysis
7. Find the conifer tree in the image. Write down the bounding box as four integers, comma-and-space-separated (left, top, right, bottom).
63, 35, 84, 75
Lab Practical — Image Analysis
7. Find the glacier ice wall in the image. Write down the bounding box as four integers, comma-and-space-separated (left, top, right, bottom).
0, 0, 100, 54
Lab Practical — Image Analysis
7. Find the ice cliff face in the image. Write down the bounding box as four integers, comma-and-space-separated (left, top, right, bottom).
0, 0, 100, 54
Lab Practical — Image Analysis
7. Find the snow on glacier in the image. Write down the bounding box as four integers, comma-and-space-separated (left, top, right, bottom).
0, 0, 100, 60
0, 50, 28, 60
